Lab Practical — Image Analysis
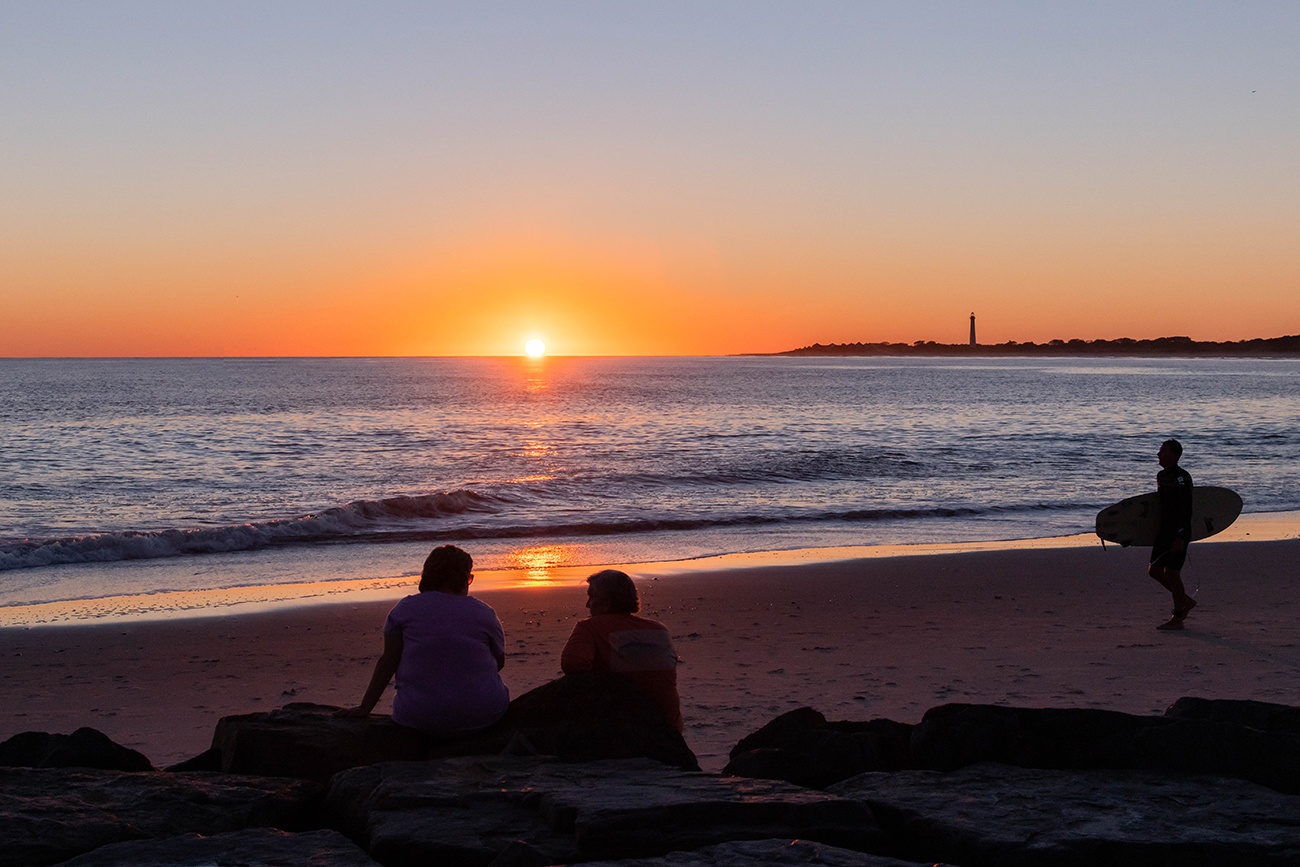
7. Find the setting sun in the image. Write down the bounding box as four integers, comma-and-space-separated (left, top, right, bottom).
524, 339, 546, 358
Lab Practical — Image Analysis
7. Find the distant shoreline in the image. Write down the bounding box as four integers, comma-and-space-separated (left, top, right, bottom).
764, 334, 1300, 357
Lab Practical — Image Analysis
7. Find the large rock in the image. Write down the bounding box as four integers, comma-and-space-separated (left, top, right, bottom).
326, 756, 882, 865
0, 727, 153, 772
55, 828, 378, 866
1165, 695, 1300, 732
574, 838, 951, 866
909, 703, 1165, 771
909, 701, 1300, 794
328, 760, 576, 867
209, 703, 435, 781
724, 707, 911, 789
831, 762, 1300, 866
208, 676, 696, 781
725, 699, 1300, 796
0, 767, 322, 867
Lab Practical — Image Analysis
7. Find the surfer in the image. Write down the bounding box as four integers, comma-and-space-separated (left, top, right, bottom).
1149, 439, 1196, 630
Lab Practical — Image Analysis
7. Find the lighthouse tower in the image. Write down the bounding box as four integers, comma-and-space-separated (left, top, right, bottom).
969, 313, 977, 347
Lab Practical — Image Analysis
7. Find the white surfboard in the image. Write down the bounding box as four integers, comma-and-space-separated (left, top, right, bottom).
1095, 485, 1242, 547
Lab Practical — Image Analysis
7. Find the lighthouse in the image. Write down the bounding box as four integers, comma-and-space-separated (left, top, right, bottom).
969, 313, 976, 347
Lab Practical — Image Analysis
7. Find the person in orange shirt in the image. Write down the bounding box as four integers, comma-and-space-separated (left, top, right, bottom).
560, 569, 683, 732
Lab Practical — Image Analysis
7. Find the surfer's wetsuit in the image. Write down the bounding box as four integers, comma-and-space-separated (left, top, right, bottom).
1151, 465, 1193, 570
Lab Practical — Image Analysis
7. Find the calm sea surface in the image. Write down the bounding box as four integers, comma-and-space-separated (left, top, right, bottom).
2, 356, 1298, 608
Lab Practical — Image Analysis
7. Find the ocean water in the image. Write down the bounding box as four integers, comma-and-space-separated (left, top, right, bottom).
2, 356, 1298, 610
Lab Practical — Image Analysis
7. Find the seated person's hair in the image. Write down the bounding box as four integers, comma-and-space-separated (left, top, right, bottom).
420, 545, 474, 592
1162, 438, 1183, 459
587, 569, 640, 614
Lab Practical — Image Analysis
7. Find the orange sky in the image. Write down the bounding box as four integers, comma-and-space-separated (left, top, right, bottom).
3, 5, 1298, 356
7, 216, 1297, 357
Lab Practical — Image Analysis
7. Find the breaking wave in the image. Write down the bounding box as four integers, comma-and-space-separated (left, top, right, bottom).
0, 496, 1089, 571
0, 490, 500, 571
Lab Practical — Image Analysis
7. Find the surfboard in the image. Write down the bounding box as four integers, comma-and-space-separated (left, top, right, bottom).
1095, 485, 1243, 547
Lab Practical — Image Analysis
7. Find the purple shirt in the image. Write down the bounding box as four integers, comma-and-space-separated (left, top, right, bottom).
383, 591, 509, 736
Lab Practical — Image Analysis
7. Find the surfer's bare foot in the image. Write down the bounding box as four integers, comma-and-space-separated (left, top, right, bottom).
1156, 616, 1185, 631
1174, 596, 1198, 620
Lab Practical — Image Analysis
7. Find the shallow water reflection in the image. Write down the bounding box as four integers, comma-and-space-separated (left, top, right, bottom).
504, 544, 578, 584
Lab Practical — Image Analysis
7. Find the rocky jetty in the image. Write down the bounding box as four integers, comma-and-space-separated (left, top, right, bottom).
724, 707, 912, 789
326, 756, 881, 865
0, 726, 153, 772
574, 840, 952, 866
53, 828, 379, 867
0, 766, 321, 867
725, 697, 1300, 796
832, 763, 1300, 865
186, 673, 697, 781
5, 692, 1300, 865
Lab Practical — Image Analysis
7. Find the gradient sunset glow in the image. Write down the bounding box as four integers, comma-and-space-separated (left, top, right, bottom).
3, 3, 1297, 357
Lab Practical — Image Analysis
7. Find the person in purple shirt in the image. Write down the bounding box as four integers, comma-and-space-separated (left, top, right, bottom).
340, 545, 509, 736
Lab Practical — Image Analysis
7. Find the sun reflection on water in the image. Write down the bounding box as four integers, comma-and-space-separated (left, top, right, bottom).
522, 356, 549, 394
519, 439, 551, 459
504, 544, 576, 584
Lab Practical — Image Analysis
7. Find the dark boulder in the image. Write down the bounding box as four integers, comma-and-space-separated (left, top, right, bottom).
54, 827, 378, 866
0, 766, 322, 866
909, 701, 1300, 794
0, 727, 153, 772
326, 755, 882, 865
326, 759, 578, 867
724, 708, 911, 789
1165, 695, 1300, 732
832, 762, 1300, 866
726, 698, 1300, 797
1132, 715, 1300, 795
206, 702, 435, 781
207, 675, 697, 781
909, 703, 1161, 771
166, 746, 223, 772
575, 838, 952, 866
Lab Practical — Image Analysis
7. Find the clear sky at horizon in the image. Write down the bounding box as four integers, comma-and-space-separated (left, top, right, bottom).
3, 2, 1298, 356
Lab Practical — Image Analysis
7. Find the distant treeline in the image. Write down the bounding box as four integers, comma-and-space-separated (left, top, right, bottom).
774, 334, 1300, 357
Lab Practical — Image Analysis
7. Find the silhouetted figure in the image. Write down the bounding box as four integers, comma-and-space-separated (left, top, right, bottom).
1149, 439, 1197, 630
561, 569, 683, 732
339, 545, 509, 735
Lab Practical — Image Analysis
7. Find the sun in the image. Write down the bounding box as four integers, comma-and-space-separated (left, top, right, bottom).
524, 338, 546, 358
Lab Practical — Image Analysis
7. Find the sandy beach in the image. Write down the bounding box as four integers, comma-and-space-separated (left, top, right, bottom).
4, 528, 1300, 773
